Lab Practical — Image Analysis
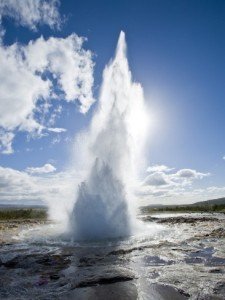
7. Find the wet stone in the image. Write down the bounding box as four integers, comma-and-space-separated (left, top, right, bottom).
141, 216, 159, 222
157, 216, 218, 224
209, 268, 224, 273
185, 257, 204, 264
108, 246, 143, 256
0, 213, 225, 299
78, 256, 98, 267
63, 281, 138, 300
50, 274, 60, 280
207, 228, 225, 238
148, 270, 159, 279
183, 246, 225, 266
137, 280, 190, 300
144, 255, 175, 266
75, 274, 134, 288
213, 281, 225, 296
205, 256, 225, 267
3, 257, 19, 268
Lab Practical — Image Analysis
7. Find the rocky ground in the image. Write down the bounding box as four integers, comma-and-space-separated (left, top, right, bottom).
0, 213, 225, 299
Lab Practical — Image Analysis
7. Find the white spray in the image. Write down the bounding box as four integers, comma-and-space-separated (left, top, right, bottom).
70, 31, 149, 240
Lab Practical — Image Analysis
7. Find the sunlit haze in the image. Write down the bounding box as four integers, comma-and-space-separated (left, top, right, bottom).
1, 0, 225, 208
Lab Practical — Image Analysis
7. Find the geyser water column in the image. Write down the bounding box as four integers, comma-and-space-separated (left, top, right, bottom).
71, 31, 149, 240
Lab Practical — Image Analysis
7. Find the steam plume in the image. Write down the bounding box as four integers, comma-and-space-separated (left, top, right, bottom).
71, 31, 149, 240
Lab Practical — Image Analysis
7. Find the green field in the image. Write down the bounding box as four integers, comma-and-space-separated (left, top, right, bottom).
0, 208, 47, 220
141, 204, 225, 214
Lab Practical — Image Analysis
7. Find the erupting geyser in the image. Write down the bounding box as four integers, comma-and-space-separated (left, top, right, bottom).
71, 31, 149, 240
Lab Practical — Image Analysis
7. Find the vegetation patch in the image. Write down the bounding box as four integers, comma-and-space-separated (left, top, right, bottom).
0, 208, 47, 220
141, 204, 225, 214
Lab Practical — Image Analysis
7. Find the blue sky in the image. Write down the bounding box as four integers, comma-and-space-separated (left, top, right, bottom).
0, 0, 225, 205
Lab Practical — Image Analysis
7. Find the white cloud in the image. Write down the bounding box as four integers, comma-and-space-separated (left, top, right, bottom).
139, 164, 211, 204
175, 168, 209, 179
51, 136, 61, 145
0, 166, 35, 192
223, 156, 225, 160
0, 163, 223, 215
0, 34, 94, 153
143, 172, 171, 186
145, 165, 209, 184
25, 35, 95, 111
0, 130, 14, 154
0, 165, 82, 221
26, 163, 56, 174
147, 164, 174, 173
0, 43, 50, 132
46, 105, 63, 127
48, 128, 67, 133
0, 0, 61, 31
143, 167, 209, 188
0, 0, 95, 154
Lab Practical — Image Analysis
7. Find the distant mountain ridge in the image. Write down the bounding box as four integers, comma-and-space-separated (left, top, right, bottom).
141, 197, 225, 209
192, 197, 225, 206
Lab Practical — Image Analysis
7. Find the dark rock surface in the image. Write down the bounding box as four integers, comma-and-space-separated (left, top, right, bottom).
156, 216, 218, 224
0, 213, 224, 299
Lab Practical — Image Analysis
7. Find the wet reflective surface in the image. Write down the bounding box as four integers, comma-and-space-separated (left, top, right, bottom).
0, 212, 225, 299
